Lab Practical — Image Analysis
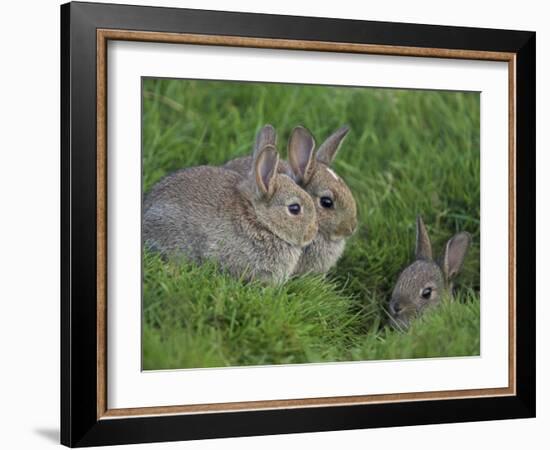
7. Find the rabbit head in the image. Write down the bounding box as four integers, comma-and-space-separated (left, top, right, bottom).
389, 216, 471, 328
287, 126, 358, 243
238, 144, 318, 248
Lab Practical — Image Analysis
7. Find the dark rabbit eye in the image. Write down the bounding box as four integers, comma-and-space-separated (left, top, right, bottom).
320, 197, 334, 208
421, 287, 432, 299
288, 204, 301, 215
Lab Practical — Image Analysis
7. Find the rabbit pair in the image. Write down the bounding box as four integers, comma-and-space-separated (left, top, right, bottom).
225, 125, 358, 275
389, 216, 471, 328
143, 138, 317, 284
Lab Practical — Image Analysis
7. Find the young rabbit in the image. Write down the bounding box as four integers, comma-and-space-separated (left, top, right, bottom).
388, 216, 472, 328
143, 144, 318, 284
225, 125, 358, 275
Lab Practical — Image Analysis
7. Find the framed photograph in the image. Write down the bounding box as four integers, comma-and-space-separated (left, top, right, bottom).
61, 1, 535, 447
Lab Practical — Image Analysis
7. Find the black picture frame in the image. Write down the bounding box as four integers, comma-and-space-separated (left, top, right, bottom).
61, 1, 536, 447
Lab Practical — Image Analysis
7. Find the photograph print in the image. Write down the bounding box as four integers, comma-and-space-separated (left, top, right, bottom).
141, 78, 480, 371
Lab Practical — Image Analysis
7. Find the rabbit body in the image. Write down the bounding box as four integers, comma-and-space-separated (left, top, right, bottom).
144, 147, 317, 284
291, 234, 346, 275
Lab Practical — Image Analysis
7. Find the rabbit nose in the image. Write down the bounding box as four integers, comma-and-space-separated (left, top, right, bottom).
389, 301, 402, 316
336, 220, 357, 238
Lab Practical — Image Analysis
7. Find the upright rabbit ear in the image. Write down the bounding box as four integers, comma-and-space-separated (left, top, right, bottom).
316, 125, 350, 166
415, 216, 433, 260
288, 126, 315, 185
254, 145, 279, 198
253, 124, 277, 159
442, 232, 471, 281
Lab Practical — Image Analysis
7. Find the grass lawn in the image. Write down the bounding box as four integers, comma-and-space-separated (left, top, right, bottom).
142, 78, 480, 370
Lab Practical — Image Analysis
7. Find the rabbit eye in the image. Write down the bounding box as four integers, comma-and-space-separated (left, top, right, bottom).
288, 204, 301, 215
320, 197, 334, 208
421, 287, 432, 299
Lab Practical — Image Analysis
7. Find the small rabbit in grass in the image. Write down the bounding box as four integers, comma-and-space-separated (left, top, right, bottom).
388, 216, 471, 328
225, 125, 358, 275
143, 138, 318, 284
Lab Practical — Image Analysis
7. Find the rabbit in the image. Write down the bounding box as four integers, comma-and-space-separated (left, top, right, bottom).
388, 216, 472, 328
224, 125, 358, 275
143, 143, 318, 284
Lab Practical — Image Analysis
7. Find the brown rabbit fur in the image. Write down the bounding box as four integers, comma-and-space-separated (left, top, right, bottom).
143, 145, 317, 284
389, 216, 471, 328
225, 125, 358, 275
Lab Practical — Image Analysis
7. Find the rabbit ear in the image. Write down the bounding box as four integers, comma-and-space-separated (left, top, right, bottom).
253, 124, 277, 159
415, 216, 433, 260
254, 145, 279, 198
442, 232, 471, 281
316, 126, 350, 166
288, 126, 315, 184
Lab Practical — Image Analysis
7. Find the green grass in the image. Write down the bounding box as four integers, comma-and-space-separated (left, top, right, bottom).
142, 78, 480, 370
